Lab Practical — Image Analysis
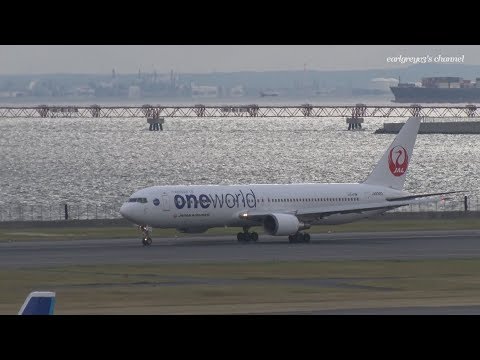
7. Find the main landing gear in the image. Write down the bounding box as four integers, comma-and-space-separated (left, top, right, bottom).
288, 232, 311, 243
237, 227, 259, 243
139, 225, 152, 246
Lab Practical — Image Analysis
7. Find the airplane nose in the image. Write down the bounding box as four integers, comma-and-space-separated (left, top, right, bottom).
119, 203, 129, 219
120, 202, 141, 224
120, 204, 125, 217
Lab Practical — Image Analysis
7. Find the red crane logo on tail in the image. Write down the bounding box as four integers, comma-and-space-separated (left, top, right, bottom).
388, 146, 409, 176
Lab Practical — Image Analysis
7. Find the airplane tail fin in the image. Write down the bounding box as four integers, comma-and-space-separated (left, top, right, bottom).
364, 117, 421, 190
18, 291, 56, 315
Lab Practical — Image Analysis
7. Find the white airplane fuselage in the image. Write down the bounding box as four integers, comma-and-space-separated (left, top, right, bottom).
120, 117, 455, 244
120, 183, 406, 231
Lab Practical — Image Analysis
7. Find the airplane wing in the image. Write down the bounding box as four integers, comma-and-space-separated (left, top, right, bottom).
239, 203, 403, 223
238, 191, 463, 223
385, 191, 464, 202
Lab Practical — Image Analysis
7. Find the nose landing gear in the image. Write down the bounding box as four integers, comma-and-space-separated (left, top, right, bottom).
139, 225, 153, 246
142, 236, 152, 246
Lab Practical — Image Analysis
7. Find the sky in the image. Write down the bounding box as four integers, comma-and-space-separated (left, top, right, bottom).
0, 45, 478, 75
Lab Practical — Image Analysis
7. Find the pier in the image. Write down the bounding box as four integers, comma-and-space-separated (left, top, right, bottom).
375, 120, 480, 134
1, 104, 480, 130
1, 104, 480, 118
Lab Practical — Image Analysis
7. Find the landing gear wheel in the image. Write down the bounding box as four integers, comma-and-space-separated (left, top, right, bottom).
289, 232, 310, 243
139, 225, 153, 246
237, 230, 258, 243
142, 237, 152, 246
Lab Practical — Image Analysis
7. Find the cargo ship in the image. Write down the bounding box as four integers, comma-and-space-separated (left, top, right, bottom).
390, 77, 480, 103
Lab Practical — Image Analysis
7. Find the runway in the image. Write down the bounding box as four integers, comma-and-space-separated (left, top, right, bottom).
269, 305, 480, 315
1, 229, 480, 268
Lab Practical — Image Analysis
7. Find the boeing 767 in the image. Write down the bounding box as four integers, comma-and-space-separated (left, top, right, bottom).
120, 117, 459, 246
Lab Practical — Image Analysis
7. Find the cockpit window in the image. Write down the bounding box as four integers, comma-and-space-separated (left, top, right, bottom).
128, 198, 148, 203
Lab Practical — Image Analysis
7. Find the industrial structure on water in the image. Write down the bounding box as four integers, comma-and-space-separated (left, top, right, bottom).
391, 77, 480, 103
2, 103, 480, 133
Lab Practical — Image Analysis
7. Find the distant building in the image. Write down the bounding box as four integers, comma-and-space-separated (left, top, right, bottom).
75, 86, 95, 96
128, 86, 142, 99
230, 85, 245, 97
191, 83, 218, 98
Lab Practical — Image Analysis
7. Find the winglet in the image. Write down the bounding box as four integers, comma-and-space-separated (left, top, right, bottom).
18, 291, 56, 315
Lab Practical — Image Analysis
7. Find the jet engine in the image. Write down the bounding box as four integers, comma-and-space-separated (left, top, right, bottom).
263, 213, 308, 236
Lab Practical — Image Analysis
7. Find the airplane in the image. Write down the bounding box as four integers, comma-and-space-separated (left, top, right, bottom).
120, 116, 460, 246
18, 291, 56, 315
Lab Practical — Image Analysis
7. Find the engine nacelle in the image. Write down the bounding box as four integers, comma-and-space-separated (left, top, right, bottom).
263, 213, 306, 236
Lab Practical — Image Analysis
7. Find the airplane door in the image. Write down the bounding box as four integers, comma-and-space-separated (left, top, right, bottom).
266, 196, 272, 210
162, 193, 170, 211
